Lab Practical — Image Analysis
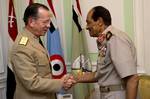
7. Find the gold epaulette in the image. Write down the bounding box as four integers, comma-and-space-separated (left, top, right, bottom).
19, 36, 28, 46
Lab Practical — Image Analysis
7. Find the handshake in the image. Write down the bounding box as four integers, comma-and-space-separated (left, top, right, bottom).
61, 74, 77, 90
60, 71, 95, 90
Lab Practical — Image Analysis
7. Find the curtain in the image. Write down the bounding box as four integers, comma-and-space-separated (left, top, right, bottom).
0, 0, 9, 99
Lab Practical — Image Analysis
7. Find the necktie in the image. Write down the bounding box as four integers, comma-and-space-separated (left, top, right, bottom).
39, 37, 44, 47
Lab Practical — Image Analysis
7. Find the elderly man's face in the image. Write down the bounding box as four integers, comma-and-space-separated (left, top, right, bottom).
86, 10, 102, 37
31, 7, 51, 37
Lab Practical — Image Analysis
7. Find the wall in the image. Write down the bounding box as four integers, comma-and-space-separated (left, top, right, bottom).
143, 0, 150, 74
133, 0, 150, 74
0, 0, 9, 99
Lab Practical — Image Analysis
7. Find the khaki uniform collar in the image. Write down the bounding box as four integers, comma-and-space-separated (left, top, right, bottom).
97, 25, 113, 50
21, 28, 48, 55
22, 27, 38, 41
101, 25, 113, 35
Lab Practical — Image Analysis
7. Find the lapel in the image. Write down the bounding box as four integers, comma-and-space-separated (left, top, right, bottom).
31, 39, 48, 55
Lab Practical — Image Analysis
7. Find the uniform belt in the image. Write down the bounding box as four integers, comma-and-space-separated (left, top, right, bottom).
99, 84, 125, 93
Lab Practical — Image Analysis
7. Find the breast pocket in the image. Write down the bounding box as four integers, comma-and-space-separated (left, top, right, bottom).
103, 45, 112, 66
36, 53, 51, 76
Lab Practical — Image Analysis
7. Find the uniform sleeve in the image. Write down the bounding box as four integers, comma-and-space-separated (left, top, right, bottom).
109, 36, 137, 78
11, 46, 63, 93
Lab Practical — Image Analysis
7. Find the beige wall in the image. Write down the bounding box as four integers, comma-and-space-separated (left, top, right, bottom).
134, 0, 150, 74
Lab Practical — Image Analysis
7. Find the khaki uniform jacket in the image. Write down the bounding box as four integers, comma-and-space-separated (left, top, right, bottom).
95, 26, 137, 86
10, 28, 63, 99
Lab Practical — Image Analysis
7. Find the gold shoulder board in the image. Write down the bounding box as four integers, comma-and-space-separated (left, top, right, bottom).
19, 37, 28, 45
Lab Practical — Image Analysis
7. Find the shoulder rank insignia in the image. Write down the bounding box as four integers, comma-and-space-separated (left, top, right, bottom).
19, 37, 28, 45
106, 31, 113, 41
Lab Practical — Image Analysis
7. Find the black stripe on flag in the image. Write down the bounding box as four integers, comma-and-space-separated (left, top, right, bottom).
49, 22, 55, 33
73, 7, 82, 32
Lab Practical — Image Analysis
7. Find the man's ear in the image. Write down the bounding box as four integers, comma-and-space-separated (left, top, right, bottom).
28, 17, 35, 27
97, 17, 104, 26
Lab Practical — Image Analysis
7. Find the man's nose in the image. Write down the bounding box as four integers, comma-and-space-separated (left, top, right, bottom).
47, 23, 50, 28
86, 26, 89, 30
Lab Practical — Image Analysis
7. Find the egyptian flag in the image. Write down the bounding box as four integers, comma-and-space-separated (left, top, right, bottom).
7, 0, 18, 99
47, 0, 67, 79
71, 0, 92, 71
71, 0, 94, 99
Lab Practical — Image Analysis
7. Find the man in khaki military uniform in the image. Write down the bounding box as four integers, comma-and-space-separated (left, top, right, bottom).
9, 3, 75, 99
76, 6, 139, 99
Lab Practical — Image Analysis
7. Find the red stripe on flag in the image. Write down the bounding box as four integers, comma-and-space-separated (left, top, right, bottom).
8, 0, 18, 41
47, 0, 56, 17
29, 0, 33, 5
76, 0, 82, 15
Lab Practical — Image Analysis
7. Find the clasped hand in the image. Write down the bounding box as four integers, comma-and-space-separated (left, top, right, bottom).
61, 74, 76, 90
